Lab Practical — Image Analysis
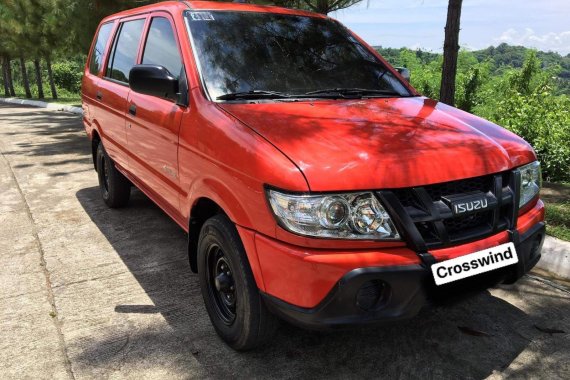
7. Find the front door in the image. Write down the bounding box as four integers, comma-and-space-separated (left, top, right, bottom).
126, 14, 186, 216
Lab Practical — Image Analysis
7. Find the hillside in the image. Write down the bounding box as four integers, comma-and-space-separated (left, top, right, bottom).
376, 43, 570, 95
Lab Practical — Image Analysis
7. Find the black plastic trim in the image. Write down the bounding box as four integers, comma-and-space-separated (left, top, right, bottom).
377, 190, 436, 267
377, 191, 427, 252
263, 222, 546, 329
414, 187, 449, 243
262, 265, 429, 329
509, 169, 521, 228
492, 174, 503, 232
382, 172, 517, 250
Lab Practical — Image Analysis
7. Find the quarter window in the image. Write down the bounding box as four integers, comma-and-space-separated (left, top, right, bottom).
89, 22, 113, 75
106, 19, 145, 83
142, 17, 183, 79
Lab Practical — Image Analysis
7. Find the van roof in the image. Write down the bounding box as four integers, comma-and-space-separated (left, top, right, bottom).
101, 1, 325, 23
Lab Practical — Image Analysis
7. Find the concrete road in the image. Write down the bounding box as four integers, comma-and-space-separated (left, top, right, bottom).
0, 103, 569, 380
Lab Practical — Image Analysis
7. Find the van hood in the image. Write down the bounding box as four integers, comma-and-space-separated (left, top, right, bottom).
218, 97, 536, 191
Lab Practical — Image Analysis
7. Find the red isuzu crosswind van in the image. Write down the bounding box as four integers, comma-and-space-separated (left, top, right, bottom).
82, 1, 546, 350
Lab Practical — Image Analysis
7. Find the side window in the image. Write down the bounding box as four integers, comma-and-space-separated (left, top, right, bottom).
106, 19, 145, 83
142, 17, 183, 79
89, 22, 113, 75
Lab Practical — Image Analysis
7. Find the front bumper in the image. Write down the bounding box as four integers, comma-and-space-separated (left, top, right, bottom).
261, 221, 545, 329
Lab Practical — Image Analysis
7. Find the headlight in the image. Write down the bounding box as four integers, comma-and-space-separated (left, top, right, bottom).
267, 189, 400, 240
518, 161, 541, 208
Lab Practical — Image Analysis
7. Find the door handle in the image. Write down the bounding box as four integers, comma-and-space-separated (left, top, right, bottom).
96, 91, 103, 100
129, 104, 137, 116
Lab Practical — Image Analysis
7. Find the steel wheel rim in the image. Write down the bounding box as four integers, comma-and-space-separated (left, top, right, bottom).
206, 244, 237, 325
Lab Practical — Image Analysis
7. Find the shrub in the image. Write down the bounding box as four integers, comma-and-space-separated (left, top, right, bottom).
475, 52, 570, 182
52, 61, 83, 93
398, 49, 441, 99
493, 92, 570, 182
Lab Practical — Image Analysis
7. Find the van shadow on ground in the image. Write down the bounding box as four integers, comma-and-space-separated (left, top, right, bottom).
75, 186, 568, 379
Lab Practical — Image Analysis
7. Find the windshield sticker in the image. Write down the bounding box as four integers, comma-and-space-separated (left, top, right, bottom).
190, 12, 215, 21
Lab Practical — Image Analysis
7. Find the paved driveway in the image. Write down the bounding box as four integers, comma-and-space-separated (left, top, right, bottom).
0, 103, 569, 379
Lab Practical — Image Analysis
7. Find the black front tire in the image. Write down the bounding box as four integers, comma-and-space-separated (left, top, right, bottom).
198, 214, 277, 350
96, 142, 131, 208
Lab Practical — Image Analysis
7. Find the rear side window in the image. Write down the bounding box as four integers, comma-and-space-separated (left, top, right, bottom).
89, 22, 113, 75
106, 19, 146, 83
142, 17, 183, 79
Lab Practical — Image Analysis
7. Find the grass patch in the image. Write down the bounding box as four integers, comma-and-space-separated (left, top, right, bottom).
41, 96, 82, 106
545, 202, 570, 241
1, 94, 81, 107
542, 182, 570, 241
3, 85, 81, 107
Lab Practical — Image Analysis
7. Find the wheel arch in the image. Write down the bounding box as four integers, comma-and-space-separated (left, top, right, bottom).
188, 195, 266, 293
91, 129, 101, 171
188, 197, 223, 273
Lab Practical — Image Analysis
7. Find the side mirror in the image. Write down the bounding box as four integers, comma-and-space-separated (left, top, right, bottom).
395, 67, 411, 82
129, 65, 179, 102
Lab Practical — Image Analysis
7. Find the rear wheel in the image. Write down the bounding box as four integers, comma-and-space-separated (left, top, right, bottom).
96, 142, 130, 208
198, 214, 277, 350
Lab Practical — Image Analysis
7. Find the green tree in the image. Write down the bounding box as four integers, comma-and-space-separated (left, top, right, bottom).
0, 8, 16, 97
26, 0, 47, 98
474, 52, 570, 182
397, 48, 441, 99
1, 0, 33, 98
30, 0, 71, 99
62, 0, 161, 55
272, 0, 363, 14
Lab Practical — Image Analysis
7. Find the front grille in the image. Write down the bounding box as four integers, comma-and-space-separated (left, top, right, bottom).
443, 210, 492, 234
425, 176, 492, 202
395, 175, 494, 207
378, 172, 517, 249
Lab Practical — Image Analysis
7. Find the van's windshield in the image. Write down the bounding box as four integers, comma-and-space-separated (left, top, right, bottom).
185, 11, 413, 101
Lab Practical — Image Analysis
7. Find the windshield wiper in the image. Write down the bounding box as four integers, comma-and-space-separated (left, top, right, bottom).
217, 90, 291, 100
218, 88, 395, 101
305, 88, 405, 98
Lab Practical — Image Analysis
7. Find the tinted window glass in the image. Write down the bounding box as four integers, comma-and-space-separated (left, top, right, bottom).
143, 17, 183, 79
187, 11, 410, 100
89, 22, 113, 75
106, 19, 145, 83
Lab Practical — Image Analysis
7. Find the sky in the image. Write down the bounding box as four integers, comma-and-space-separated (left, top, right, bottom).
330, 0, 570, 55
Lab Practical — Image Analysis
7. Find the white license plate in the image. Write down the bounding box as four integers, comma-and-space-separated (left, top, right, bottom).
431, 242, 518, 286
